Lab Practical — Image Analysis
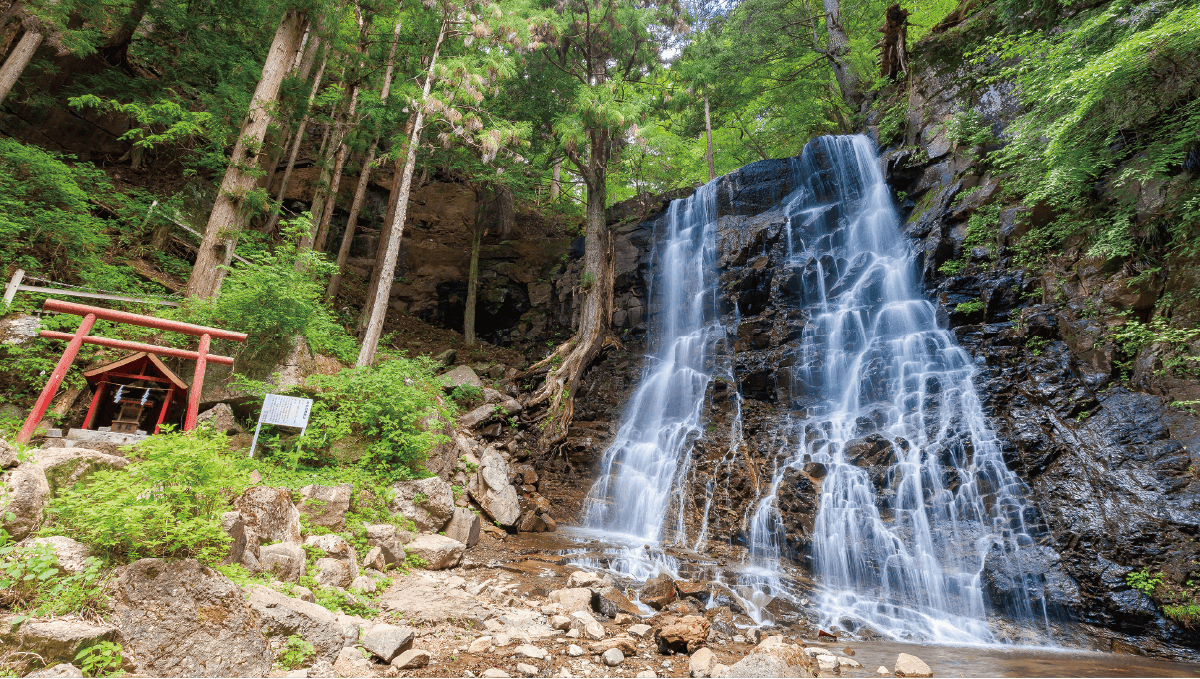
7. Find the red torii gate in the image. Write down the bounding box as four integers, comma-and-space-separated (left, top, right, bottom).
16, 299, 247, 444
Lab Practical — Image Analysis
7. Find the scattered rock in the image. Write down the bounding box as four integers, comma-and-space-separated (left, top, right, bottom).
195, 403, 242, 434
638, 672, 659, 678
567, 644, 585, 657
690, 647, 716, 678
407, 534, 466, 570
628, 624, 652, 638
332, 647, 374, 677
515, 662, 539, 676
642, 573, 677, 610
351, 575, 377, 593
469, 636, 493, 653
0, 617, 117, 675
482, 670, 511, 678
391, 476, 457, 532
0, 465, 49, 541
549, 588, 595, 614
657, 615, 709, 654
460, 404, 497, 428
245, 585, 344, 661
445, 506, 482, 547
877, 666, 890, 676
26, 664, 83, 678
601, 648, 625, 667
513, 644, 548, 660
549, 615, 572, 630
817, 655, 839, 673
433, 349, 457, 367
314, 558, 353, 588
392, 649, 431, 669
293, 585, 315, 603
591, 636, 636, 656
114, 559, 271, 676
259, 542, 305, 582
613, 613, 635, 625
745, 628, 762, 645
234, 487, 302, 544
0, 436, 17, 469
894, 653, 932, 677
583, 622, 605, 640
21, 536, 91, 573
297, 483, 353, 530
839, 657, 864, 669
362, 624, 415, 662
220, 510, 258, 569
442, 365, 483, 391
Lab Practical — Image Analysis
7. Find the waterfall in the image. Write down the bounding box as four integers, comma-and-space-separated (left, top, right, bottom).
582, 180, 723, 543
746, 135, 1046, 643
580, 134, 1047, 644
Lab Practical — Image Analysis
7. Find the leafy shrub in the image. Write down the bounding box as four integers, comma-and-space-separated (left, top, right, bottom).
955, 298, 986, 315
75, 641, 124, 677
47, 431, 244, 563
279, 357, 453, 480
275, 635, 315, 670
0, 540, 109, 621
175, 214, 357, 365
1126, 567, 1164, 596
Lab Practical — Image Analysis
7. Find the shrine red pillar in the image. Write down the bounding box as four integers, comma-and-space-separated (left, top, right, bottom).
82, 382, 106, 430
184, 333, 210, 431
155, 385, 175, 435
17, 313, 97, 444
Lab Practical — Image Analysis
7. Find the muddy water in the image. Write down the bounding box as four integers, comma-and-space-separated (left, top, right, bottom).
812, 640, 1200, 678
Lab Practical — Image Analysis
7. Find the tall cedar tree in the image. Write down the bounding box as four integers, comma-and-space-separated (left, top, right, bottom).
524, 0, 675, 442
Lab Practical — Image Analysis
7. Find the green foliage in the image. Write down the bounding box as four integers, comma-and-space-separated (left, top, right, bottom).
449, 384, 483, 404
47, 431, 244, 563
275, 636, 315, 670
944, 109, 995, 153
973, 1, 1200, 263
75, 641, 124, 678
1126, 567, 1164, 596
269, 357, 451, 479
1111, 316, 1200, 378
955, 298, 985, 315
0, 541, 109, 620
176, 214, 356, 363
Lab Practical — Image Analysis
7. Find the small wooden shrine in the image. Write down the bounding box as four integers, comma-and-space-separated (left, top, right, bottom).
81, 352, 189, 435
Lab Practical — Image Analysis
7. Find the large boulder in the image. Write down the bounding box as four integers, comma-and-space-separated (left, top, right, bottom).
195, 403, 243, 434
233, 487, 302, 544
445, 507, 481, 547
304, 534, 359, 579
366, 523, 412, 567
596, 587, 640, 618
220, 511, 259, 570
259, 542, 306, 582
20, 536, 91, 574
642, 572, 677, 610
656, 615, 709, 654
0, 465, 49, 540
113, 559, 272, 676
441, 365, 483, 391
245, 585, 344, 662
406, 534, 465, 570
361, 624, 415, 662
467, 448, 521, 526
390, 476, 456, 532
31, 447, 129, 497
313, 558, 352, 588
297, 483, 353, 530
894, 653, 933, 677
0, 616, 117, 675
548, 588, 595, 614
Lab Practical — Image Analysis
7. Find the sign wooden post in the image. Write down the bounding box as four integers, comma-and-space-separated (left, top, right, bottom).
249, 393, 313, 458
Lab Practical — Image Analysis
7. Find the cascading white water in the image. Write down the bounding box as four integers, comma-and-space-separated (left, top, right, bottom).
745, 135, 1046, 643
583, 180, 722, 544
577, 134, 1047, 644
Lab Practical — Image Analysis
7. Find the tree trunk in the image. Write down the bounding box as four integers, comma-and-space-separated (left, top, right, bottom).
312, 80, 360, 253
704, 93, 716, 182
187, 9, 308, 299
464, 225, 482, 345
264, 49, 328, 235
356, 113, 414, 336
527, 129, 614, 442
0, 29, 42, 104
550, 159, 561, 200
356, 20, 447, 367
327, 17, 403, 301
822, 0, 861, 110
877, 3, 910, 80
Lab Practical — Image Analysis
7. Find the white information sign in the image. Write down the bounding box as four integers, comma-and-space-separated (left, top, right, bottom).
249, 393, 313, 458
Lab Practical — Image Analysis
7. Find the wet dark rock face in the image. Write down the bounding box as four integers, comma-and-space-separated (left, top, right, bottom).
559, 148, 1200, 657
